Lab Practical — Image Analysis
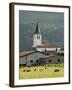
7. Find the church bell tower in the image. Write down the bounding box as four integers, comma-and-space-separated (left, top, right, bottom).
32, 23, 42, 47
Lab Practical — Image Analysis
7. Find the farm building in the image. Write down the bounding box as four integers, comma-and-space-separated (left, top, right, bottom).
39, 55, 64, 65
19, 50, 64, 66
19, 51, 48, 66
19, 23, 64, 66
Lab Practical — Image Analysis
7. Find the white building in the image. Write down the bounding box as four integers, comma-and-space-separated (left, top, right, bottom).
36, 44, 61, 52
19, 23, 64, 66
32, 23, 42, 47
32, 23, 62, 52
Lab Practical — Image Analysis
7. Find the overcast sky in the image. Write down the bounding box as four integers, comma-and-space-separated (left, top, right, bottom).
19, 10, 64, 51
19, 10, 64, 31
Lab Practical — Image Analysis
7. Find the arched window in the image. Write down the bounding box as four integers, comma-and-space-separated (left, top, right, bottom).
36, 60, 39, 63
57, 59, 60, 62
45, 49, 47, 52
39, 36, 40, 39
37, 35, 40, 39
30, 60, 33, 63
37, 36, 38, 39
49, 59, 52, 63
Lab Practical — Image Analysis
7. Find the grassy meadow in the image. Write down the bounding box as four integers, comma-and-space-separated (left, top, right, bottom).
19, 64, 64, 79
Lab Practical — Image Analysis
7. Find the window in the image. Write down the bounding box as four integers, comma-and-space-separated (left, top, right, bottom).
45, 49, 47, 52
57, 59, 60, 62
37, 35, 40, 39
30, 60, 33, 63
39, 36, 40, 39
56, 48, 57, 52
37, 36, 38, 39
36, 60, 39, 63
49, 59, 52, 63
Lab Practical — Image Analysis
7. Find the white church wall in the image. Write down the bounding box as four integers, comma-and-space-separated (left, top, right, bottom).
57, 48, 61, 52
37, 48, 61, 52
37, 48, 56, 52
33, 34, 42, 47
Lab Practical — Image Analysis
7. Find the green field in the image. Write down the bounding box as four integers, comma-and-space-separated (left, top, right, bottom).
19, 64, 64, 79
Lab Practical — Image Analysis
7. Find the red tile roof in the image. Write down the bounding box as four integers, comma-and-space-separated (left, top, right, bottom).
36, 44, 61, 48
19, 51, 35, 57
40, 55, 56, 59
19, 50, 49, 57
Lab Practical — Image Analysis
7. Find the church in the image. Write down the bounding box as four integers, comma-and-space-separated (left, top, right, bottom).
32, 23, 61, 52
19, 23, 64, 66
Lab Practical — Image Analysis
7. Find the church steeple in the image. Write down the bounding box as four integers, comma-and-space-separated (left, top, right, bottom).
34, 23, 40, 34
32, 23, 42, 47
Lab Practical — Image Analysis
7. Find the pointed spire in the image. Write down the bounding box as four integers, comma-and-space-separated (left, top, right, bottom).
34, 23, 40, 34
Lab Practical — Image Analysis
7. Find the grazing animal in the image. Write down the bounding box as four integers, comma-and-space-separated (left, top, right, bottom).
34, 69, 36, 71
28, 66, 30, 68
55, 65, 57, 67
23, 70, 26, 72
54, 69, 59, 72
39, 69, 43, 72
26, 70, 31, 72
45, 65, 47, 67
45, 68, 47, 69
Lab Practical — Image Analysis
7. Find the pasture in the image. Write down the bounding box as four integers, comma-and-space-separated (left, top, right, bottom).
19, 64, 64, 79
